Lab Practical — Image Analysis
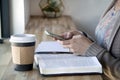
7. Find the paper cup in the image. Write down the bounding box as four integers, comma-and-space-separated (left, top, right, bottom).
10, 34, 36, 71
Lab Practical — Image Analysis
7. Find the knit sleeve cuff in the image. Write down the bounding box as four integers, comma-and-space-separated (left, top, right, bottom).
85, 42, 105, 57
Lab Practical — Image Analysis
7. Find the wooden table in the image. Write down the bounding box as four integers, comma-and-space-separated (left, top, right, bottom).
0, 16, 103, 80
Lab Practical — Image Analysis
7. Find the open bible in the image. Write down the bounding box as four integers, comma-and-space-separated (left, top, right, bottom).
35, 41, 102, 75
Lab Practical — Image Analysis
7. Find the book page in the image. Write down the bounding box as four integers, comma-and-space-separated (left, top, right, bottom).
35, 41, 69, 52
38, 54, 101, 68
36, 54, 102, 74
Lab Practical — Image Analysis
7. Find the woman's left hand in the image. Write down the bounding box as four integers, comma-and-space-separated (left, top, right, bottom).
57, 35, 93, 55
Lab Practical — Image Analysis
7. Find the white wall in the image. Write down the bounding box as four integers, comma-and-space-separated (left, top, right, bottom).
30, 0, 112, 39
10, 0, 25, 34
0, 10, 1, 38
64, 0, 112, 38
30, 0, 42, 16
10, 0, 30, 35
10, 0, 113, 38
24, 0, 30, 26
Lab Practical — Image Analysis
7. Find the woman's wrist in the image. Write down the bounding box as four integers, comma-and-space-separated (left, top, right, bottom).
84, 42, 105, 57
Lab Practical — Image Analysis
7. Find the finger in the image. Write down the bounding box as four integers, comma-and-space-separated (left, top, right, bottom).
66, 32, 72, 39
73, 35, 82, 39
53, 37, 57, 40
57, 39, 71, 45
63, 44, 71, 48
62, 32, 73, 40
69, 48, 74, 52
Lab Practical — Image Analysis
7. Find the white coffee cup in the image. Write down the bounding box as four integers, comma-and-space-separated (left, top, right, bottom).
10, 34, 36, 71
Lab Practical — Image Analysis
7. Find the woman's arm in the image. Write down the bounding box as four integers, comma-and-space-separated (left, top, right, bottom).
85, 43, 120, 80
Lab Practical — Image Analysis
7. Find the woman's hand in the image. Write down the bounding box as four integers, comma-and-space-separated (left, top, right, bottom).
57, 35, 93, 55
54, 30, 83, 40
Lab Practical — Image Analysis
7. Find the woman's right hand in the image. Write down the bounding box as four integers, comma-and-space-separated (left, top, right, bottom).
57, 34, 92, 55
55, 30, 82, 40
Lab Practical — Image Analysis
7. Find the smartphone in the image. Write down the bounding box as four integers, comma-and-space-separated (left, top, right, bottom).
44, 30, 65, 40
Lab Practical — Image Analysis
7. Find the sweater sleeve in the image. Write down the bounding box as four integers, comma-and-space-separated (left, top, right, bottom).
85, 42, 120, 80
85, 42, 105, 59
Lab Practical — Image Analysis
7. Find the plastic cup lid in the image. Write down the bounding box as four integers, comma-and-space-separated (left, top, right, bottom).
9, 34, 36, 43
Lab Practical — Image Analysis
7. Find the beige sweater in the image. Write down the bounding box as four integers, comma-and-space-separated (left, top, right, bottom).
85, 0, 120, 80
